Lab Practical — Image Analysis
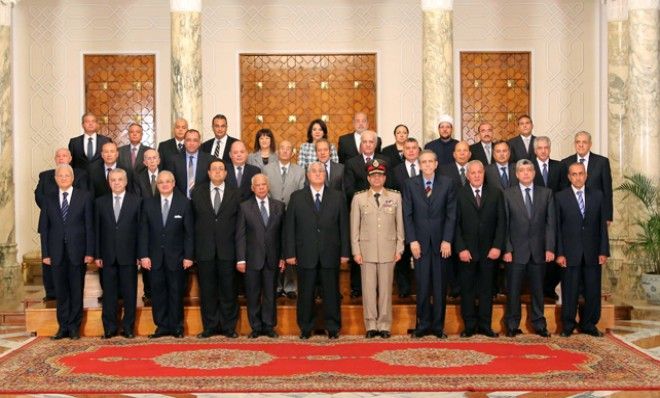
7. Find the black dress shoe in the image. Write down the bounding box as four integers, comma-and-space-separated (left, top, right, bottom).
506, 328, 523, 337
263, 330, 278, 338
536, 328, 551, 338
69, 331, 80, 340
560, 330, 572, 337
328, 330, 339, 339
173, 329, 184, 338
197, 329, 214, 339
544, 291, 560, 300
277, 290, 285, 297
299, 331, 311, 339
51, 329, 68, 340
148, 328, 170, 339
97, 295, 103, 302
142, 296, 152, 306
478, 328, 499, 338
121, 332, 135, 339
433, 331, 448, 339
411, 329, 428, 338
286, 291, 297, 299
224, 331, 238, 338
365, 329, 379, 338
350, 289, 361, 298
42, 296, 56, 302
460, 330, 474, 338
380, 331, 391, 339
101, 331, 117, 340
398, 293, 410, 298
582, 328, 604, 337
248, 331, 261, 339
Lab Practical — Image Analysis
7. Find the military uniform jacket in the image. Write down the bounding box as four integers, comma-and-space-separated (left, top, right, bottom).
350, 189, 405, 263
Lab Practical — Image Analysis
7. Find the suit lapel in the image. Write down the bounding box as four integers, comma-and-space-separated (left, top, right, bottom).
512, 185, 530, 220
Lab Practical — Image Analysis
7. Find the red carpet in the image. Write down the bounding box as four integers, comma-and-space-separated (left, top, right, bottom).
1, 335, 658, 393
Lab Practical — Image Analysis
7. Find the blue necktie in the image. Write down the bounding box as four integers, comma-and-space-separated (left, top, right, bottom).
524, 187, 533, 218
542, 163, 548, 186
577, 190, 585, 218
314, 193, 321, 212
500, 166, 509, 188
260, 200, 269, 225
61, 192, 69, 222
86, 137, 94, 160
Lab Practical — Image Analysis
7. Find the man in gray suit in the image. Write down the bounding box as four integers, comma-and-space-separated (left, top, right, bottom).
118, 123, 150, 179
502, 159, 555, 338
315, 138, 344, 193
263, 140, 305, 298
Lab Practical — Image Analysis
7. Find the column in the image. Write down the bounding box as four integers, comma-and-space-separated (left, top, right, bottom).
422, 0, 454, 145
171, 0, 203, 132
0, 0, 18, 297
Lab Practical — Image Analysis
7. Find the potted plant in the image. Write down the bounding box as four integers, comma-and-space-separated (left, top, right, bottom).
616, 174, 660, 304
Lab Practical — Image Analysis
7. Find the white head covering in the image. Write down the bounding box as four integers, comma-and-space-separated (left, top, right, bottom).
437, 114, 454, 126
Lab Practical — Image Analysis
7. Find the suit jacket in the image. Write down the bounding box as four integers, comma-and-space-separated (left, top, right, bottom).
381, 144, 404, 167
236, 197, 286, 270
533, 158, 562, 192
337, 132, 382, 163
34, 168, 89, 209
438, 162, 468, 190
454, 184, 506, 261
190, 182, 241, 262
555, 187, 610, 267
88, 162, 134, 198
504, 184, 555, 264
226, 163, 261, 202
469, 142, 494, 166
118, 144, 150, 177
424, 138, 458, 165
485, 162, 518, 191
391, 161, 417, 192
247, 152, 278, 170
343, 153, 392, 203
68, 134, 111, 171
560, 153, 613, 221
200, 135, 239, 163
508, 134, 536, 162
94, 192, 141, 265
38, 188, 94, 265
171, 151, 214, 197
402, 173, 457, 253
138, 191, 194, 270
325, 161, 345, 193
133, 168, 160, 199
350, 189, 404, 263
263, 162, 306, 206
284, 187, 350, 269
157, 138, 184, 171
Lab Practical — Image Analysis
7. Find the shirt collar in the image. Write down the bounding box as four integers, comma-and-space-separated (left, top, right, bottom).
572, 185, 585, 195
519, 182, 534, 191
311, 185, 325, 197
104, 162, 117, 169
471, 185, 483, 195
256, 195, 269, 206
578, 152, 591, 162
160, 193, 173, 202
59, 186, 74, 197
112, 191, 126, 200
186, 151, 199, 158
210, 182, 225, 191
84, 132, 98, 140
279, 161, 290, 169
405, 159, 419, 167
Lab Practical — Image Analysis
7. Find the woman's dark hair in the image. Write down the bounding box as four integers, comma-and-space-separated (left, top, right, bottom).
253, 128, 276, 153
393, 124, 409, 136
306, 119, 328, 143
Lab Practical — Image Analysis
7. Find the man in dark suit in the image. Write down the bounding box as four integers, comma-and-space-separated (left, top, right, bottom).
532, 136, 563, 299
225, 140, 260, 202
560, 131, 613, 223
200, 114, 239, 163
485, 141, 518, 191
38, 164, 94, 340
403, 150, 456, 338
190, 159, 242, 338
423, 114, 458, 165
508, 114, 536, 162
316, 138, 344, 193
454, 160, 505, 338
158, 118, 187, 171
138, 170, 194, 338
337, 112, 382, 163
285, 162, 350, 339
34, 148, 89, 301
171, 129, 213, 198
469, 122, 495, 166
94, 169, 141, 339
68, 112, 111, 171
503, 159, 555, 338
118, 123, 150, 178
343, 130, 391, 298
133, 148, 161, 304
236, 174, 286, 338
556, 162, 609, 337
89, 141, 133, 199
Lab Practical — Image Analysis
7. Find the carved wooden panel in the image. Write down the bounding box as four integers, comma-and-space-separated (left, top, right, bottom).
240, 54, 377, 154
84, 54, 156, 147
460, 52, 530, 143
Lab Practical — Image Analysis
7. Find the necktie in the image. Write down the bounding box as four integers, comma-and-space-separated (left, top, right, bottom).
475, 188, 481, 208
577, 190, 585, 218
150, 173, 156, 195
410, 163, 417, 177
213, 139, 221, 158
87, 137, 94, 160
542, 163, 548, 186
524, 187, 533, 218
524, 137, 530, 153
314, 192, 321, 211
187, 156, 195, 194
365, 157, 371, 164
61, 192, 69, 222
425, 180, 432, 198
579, 157, 586, 164
485, 144, 491, 163
260, 200, 269, 225
113, 195, 121, 221
177, 142, 184, 152
324, 162, 330, 179
459, 166, 466, 186
281, 166, 287, 183
106, 167, 112, 180
213, 187, 221, 214
131, 147, 137, 167
236, 166, 243, 187
500, 166, 509, 187
374, 192, 381, 207
162, 198, 170, 226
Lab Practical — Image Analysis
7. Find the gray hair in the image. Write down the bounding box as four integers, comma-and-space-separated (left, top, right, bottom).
418, 149, 437, 161
157, 170, 175, 183
575, 130, 592, 142
515, 158, 535, 172
307, 161, 325, 174
360, 130, 377, 143
55, 163, 74, 176
465, 159, 484, 173
251, 173, 269, 185
534, 136, 551, 149
108, 168, 127, 180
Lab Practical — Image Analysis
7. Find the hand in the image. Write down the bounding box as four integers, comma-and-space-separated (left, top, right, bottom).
286, 257, 297, 266
545, 251, 555, 262
503, 252, 513, 263
487, 248, 501, 260
458, 250, 472, 263
394, 252, 401, 262
278, 259, 286, 272
354, 255, 363, 265
410, 241, 421, 260
598, 255, 608, 266
43, 257, 51, 266
183, 259, 193, 269
95, 259, 103, 268
440, 241, 451, 258
556, 256, 567, 267
140, 257, 152, 270
607, 221, 612, 227
340, 257, 349, 263
84, 256, 94, 264
236, 262, 246, 273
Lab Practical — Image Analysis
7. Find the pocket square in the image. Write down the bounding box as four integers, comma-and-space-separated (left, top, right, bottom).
174, 215, 183, 219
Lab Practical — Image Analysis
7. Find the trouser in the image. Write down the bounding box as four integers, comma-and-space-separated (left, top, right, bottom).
297, 264, 340, 333
394, 245, 413, 296
245, 263, 278, 332
52, 249, 85, 334
459, 257, 495, 332
505, 261, 546, 332
101, 261, 137, 334
361, 261, 395, 331
197, 259, 238, 334
561, 258, 602, 332
150, 264, 185, 333
414, 251, 448, 333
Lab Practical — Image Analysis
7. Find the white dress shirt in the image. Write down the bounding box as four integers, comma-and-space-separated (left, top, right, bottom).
59, 187, 74, 206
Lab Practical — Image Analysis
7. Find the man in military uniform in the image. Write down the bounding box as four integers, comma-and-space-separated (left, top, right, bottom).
350, 159, 405, 338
